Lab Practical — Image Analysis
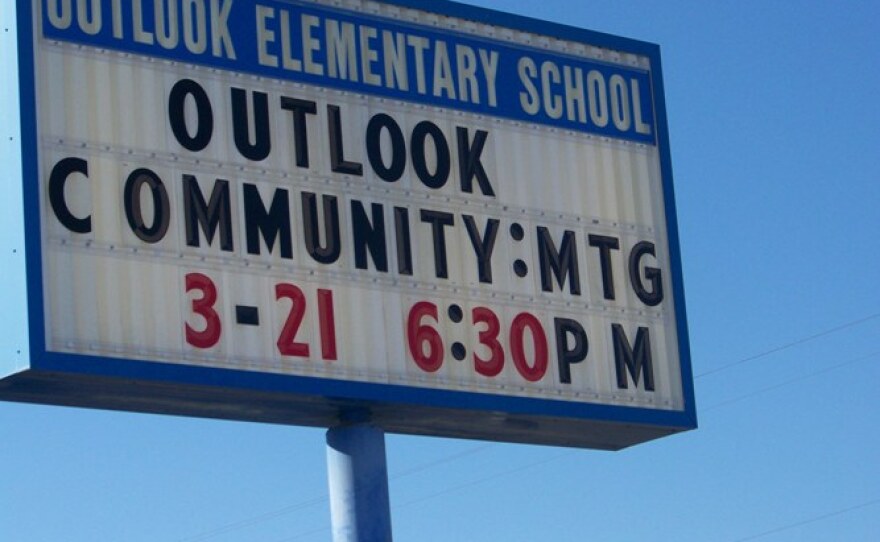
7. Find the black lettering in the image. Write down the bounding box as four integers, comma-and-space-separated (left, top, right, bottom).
351, 200, 388, 271
280, 97, 317, 168
243, 184, 292, 259
420, 209, 454, 279
630, 241, 664, 306
457, 127, 494, 197
168, 79, 213, 152
231, 88, 271, 161
366, 113, 406, 182
554, 318, 589, 384
183, 175, 233, 251
302, 192, 341, 264
124, 168, 170, 244
588, 234, 620, 300
462, 215, 499, 284
327, 105, 363, 175
411, 121, 450, 189
612, 324, 655, 391
537, 227, 581, 295
394, 206, 413, 276
49, 157, 91, 233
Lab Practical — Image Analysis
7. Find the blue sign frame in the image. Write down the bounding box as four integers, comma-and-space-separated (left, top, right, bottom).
4, 0, 696, 450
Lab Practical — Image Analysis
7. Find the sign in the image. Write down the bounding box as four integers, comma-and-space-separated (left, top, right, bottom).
1, 0, 696, 449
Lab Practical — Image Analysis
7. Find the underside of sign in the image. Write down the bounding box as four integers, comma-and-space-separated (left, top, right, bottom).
1, 0, 696, 450
0, 367, 686, 450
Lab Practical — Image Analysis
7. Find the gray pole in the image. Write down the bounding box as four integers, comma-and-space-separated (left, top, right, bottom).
326, 421, 393, 541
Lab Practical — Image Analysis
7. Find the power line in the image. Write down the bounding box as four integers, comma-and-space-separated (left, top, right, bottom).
272, 524, 328, 542
177, 444, 494, 542
731, 497, 880, 542
275, 450, 573, 542
391, 443, 495, 478
394, 450, 571, 510
702, 350, 880, 412
696, 312, 880, 379
177, 496, 328, 542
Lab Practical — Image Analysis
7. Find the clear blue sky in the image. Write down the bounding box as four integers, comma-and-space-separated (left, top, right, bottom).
2, 1, 879, 541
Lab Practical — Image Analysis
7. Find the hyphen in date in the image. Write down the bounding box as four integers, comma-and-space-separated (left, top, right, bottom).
407, 301, 655, 391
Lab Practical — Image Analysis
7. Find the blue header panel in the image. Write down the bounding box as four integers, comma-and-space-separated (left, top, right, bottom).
40, 0, 656, 144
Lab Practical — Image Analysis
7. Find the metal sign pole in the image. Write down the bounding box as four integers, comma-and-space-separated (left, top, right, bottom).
326, 419, 393, 541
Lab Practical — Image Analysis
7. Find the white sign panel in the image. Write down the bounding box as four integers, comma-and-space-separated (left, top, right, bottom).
3, 0, 696, 449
